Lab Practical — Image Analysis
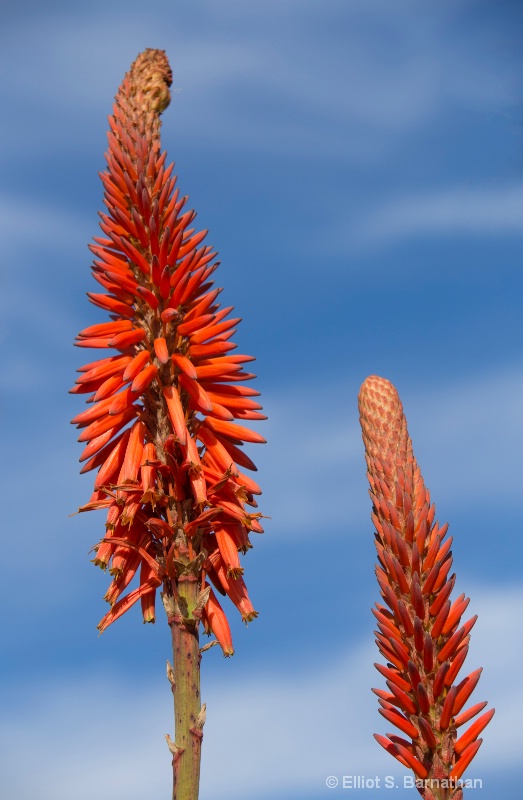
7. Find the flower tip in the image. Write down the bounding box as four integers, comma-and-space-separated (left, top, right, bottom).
227, 566, 244, 579
358, 374, 402, 415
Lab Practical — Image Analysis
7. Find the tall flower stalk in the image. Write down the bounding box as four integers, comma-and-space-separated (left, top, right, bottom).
71, 49, 265, 800
358, 376, 494, 800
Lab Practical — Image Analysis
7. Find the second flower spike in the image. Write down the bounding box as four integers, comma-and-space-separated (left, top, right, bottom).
359, 375, 493, 798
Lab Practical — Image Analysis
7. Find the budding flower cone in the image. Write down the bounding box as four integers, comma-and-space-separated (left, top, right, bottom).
71, 49, 266, 799
359, 376, 493, 800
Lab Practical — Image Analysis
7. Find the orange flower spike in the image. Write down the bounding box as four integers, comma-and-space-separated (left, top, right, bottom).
359, 376, 493, 793
71, 50, 266, 798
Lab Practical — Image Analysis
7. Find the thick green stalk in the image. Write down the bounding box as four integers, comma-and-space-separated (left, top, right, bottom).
164, 573, 205, 800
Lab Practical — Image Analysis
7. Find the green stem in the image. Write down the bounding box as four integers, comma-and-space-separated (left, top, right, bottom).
165, 575, 204, 800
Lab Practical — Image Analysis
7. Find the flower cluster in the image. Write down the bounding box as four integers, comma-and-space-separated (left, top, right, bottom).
71, 49, 265, 654
358, 376, 494, 798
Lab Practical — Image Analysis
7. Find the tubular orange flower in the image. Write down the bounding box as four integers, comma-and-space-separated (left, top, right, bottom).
359, 376, 493, 800
71, 49, 265, 800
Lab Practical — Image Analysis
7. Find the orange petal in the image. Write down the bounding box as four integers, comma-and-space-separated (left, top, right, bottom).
109, 387, 138, 416
454, 701, 488, 728
162, 385, 187, 445
374, 663, 411, 693
454, 708, 495, 755
71, 394, 115, 426
118, 236, 151, 275
195, 362, 242, 380
87, 292, 134, 317
214, 525, 242, 577
189, 318, 241, 345
108, 328, 146, 349
189, 341, 235, 359
452, 668, 483, 716
131, 364, 158, 394
93, 373, 128, 402
78, 319, 133, 338
178, 372, 213, 413
171, 353, 197, 379
122, 350, 151, 381
141, 442, 157, 493
439, 685, 457, 730
154, 337, 169, 363
136, 285, 160, 310
76, 355, 132, 384
437, 625, 467, 663
449, 739, 483, 780
120, 420, 145, 483
203, 587, 234, 656
443, 644, 469, 687
78, 405, 138, 443
80, 429, 121, 462
97, 579, 160, 633
94, 429, 131, 489
378, 707, 419, 740
204, 417, 266, 445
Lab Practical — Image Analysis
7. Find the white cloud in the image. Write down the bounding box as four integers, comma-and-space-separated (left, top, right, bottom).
1, 582, 519, 799
0, 192, 88, 253
342, 185, 523, 251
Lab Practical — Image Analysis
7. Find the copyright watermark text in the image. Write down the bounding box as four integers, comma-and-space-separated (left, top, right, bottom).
325, 775, 483, 790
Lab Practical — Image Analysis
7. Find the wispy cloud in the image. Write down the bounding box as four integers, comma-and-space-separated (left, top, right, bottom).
0, 192, 88, 253
340, 184, 523, 252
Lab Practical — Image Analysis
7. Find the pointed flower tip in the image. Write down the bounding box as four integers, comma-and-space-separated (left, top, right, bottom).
359, 374, 398, 401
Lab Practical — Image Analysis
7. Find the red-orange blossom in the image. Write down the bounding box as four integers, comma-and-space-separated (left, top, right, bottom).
71, 49, 265, 657
359, 376, 493, 799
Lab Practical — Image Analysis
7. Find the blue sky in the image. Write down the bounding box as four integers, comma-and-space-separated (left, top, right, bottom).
1, 1, 522, 798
